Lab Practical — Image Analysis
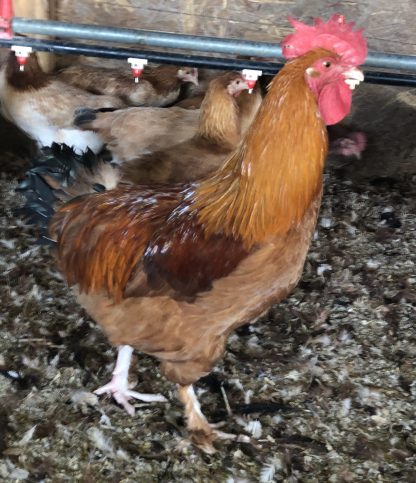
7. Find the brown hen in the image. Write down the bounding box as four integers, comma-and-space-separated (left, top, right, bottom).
58, 63, 198, 106
119, 71, 262, 184
0, 51, 124, 153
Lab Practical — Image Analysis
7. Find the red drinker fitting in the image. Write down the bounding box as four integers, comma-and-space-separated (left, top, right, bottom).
11, 45, 33, 71
242, 69, 263, 93
127, 58, 148, 83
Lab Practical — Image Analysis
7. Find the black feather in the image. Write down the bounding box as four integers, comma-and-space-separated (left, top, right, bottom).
73, 106, 124, 128
15, 171, 58, 245
73, 107, 97, 127
15, 143, 107, 245
95, 107, 122, 113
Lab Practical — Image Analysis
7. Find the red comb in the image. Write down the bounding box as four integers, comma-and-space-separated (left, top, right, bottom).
281, 14, 367, 66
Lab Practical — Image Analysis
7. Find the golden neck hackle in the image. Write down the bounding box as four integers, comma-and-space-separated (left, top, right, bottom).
193, 49, 331, 248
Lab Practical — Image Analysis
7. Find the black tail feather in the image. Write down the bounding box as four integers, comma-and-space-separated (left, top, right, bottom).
26, 143, 99, 188
15, 143, 107, 245
15, 170, 59, 245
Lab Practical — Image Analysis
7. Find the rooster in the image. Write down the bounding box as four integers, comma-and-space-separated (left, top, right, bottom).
73, 71, 259, 167
19, 15, 367, 453
0, 51, 124, 154
58, 63, 198, 107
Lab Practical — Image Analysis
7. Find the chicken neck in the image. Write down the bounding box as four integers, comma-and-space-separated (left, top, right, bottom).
193, 49, 330, 248
197, 81, 240, 148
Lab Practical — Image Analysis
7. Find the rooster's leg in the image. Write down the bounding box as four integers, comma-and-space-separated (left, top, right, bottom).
177, 384, 250, 454
94, 345, 167, 415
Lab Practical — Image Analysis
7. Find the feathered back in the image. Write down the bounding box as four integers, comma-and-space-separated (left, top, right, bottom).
50, 186, 181, 301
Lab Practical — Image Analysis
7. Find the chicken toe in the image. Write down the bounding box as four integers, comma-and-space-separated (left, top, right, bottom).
95, 345, 167, 415
177, 384, 250, 454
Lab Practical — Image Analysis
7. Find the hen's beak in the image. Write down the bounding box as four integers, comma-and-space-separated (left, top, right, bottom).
228, 80, 250, 97
343, 68, 364, 90
237, 80, 251, 96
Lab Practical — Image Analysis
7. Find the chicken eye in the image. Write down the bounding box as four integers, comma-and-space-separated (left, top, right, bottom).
323, 61, 332, 68
236, 80, 241, 85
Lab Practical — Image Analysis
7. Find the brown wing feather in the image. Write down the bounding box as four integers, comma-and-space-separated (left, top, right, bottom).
50, 187, 180, 301
51, 183, 249, 302
142, 213, 248, 297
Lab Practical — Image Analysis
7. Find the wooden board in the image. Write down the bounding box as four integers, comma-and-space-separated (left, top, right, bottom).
56, 0, 416, 56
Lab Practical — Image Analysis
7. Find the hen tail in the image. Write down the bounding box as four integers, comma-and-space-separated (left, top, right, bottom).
73, 106, 121, 130
73, 107, 98, 130
16, 143, 119, 244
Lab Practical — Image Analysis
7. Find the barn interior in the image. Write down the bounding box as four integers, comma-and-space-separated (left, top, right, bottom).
0, 1, 415, 481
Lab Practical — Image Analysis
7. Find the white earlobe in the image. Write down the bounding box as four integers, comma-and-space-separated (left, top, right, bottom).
306, 67, 319, 77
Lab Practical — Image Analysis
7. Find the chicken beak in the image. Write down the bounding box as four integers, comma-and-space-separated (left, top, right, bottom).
230, 80, 250, 97
343, 68, 364, 90
242, 80, 251, 94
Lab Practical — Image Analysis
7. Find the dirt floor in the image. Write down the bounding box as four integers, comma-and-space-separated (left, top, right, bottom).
0, 81, 415, 482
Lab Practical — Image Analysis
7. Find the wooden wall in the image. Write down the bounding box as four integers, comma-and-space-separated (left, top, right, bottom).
56, 0, 416, 56
2, 1, 414, 69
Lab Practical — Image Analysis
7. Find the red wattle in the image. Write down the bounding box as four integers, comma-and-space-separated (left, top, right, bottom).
318, 81, 352, 126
